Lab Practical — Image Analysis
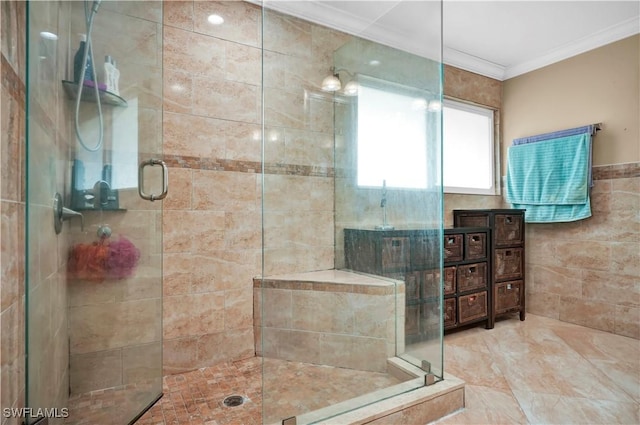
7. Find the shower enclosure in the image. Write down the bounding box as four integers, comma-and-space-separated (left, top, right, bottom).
25, 1, 163, 423
24, 1, 443, 424
259, 1, 444, 423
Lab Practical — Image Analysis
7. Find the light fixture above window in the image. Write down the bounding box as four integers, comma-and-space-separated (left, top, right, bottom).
343, 81, 359, 96
321, 72, 341, 92
321, 67, 358, 96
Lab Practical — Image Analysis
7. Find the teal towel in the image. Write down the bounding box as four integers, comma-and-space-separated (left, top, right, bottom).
505, 133, 591, 223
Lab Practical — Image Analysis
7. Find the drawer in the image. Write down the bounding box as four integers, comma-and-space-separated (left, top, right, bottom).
410, 234, 438, 269
443, 266, 456, 295
494, 247, 523, 281
455, 214, 489, 228
382, 237, 410, 272
444, 298, 457, 328
495, 214, 524, 246
421, 269, 441, 298
458, 291, 488, 324
494, 280, 523, 314
405, 272, 420, 301
444, 234, 463, 262
465, 232, 487, 260
457, 262, 488, 293
405, 304, 420, 336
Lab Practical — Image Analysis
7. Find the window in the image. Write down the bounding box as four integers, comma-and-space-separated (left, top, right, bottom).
357, 75, 436, 190
443, 99, 497, 195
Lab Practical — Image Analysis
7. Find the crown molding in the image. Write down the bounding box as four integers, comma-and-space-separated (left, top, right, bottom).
263, 1, 443, 61
442, 47, 506, 80
258, 1, 639, 82
503, 15, 640, 80
261, 1, 395, 39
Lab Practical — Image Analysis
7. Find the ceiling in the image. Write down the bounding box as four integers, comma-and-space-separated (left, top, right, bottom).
266, 1, 640, 80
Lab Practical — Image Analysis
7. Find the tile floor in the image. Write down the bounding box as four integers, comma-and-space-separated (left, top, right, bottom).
434, 314, 640, 425
69, 314, 640, 424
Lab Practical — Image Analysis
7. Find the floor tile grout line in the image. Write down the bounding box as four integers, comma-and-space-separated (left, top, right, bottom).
549, 327, 640, 404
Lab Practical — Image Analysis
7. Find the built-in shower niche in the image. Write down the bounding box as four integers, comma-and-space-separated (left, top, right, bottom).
68, 96, 141, 212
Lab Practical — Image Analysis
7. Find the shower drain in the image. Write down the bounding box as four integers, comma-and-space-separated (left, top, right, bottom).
223, 395, 245, 407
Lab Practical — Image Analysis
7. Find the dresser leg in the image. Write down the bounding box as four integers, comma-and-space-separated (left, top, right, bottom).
486, 316, 495, 329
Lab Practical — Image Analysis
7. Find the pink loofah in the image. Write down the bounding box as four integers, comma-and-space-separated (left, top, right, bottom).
105, 236, 141, 279
68, 240, 110, 282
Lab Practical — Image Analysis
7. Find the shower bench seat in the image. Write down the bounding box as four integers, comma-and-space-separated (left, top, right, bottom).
253, 269, 404, 373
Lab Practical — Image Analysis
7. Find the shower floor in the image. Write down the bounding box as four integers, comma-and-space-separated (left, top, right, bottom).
68, 357, 404, 425
65, 380, 161, 425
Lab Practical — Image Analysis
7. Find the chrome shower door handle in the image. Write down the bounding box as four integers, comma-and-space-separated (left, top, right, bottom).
138, 159, 168, 201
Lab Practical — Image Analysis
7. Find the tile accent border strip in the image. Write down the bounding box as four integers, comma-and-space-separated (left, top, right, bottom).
163, 154, 335, 178
162, 155, 640, 180
593, 162, 640, 180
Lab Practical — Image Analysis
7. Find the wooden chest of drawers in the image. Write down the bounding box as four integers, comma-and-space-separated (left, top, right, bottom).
443, 227, 492, 331
454, 209, 526, 323
344, 224, 496, 338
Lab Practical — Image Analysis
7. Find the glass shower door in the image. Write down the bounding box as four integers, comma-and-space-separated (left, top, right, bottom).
25, 1, 164, 424
260, 1, 443, 423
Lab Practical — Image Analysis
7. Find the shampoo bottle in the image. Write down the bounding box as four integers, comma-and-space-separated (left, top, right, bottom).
103, 56, 121, 95
73, 34, 94, 83
111, 58, 120, 96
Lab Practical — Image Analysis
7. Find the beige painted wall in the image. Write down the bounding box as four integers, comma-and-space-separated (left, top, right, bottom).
503, 35, 639, 168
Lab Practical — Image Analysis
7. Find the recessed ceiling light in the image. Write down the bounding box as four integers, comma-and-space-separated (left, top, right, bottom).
368, 60, 381, 66
40, 31, 58, 40
207, 14, 224, 25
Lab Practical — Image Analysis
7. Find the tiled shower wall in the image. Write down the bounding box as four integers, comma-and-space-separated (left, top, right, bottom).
1, 2, 26, 423
2, 0, 71, 421
160, 1, 348, 374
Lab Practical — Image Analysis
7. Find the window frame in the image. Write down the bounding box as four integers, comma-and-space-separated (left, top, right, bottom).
442, 98, 500, 196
